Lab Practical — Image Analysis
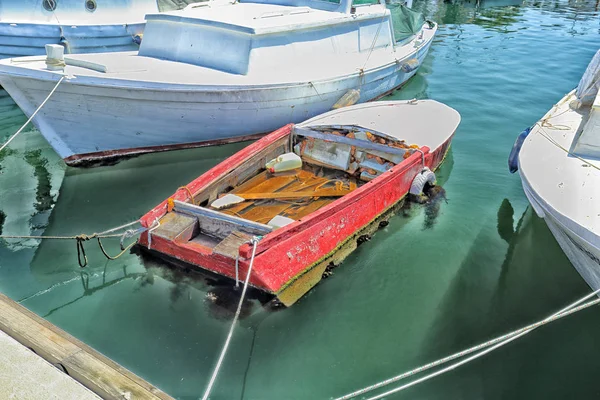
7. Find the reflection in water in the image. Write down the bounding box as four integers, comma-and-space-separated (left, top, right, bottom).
23, 149, 55, 220
414, 203, 592, 399
423, 185, 449, 230
22, 252, 270, 323
0, 0, 599, 397
41, 266, 147, 318
497, 198, 515, 243
415, 0, 598, 31
0, 210, 5, 235
134, 249, 276, 321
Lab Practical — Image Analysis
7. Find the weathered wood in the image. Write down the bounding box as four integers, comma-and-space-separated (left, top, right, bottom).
0, 293, 173, 400
174, 200, 272, 237
237, 189, 352, 200
213, 231, 252, 258
153, 211, 198, 241
293, 126, 409, 157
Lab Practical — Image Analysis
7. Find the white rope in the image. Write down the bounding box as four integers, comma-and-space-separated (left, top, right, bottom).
0, 75, 66, 153
336, 286, 600, 400
202, 237, 260, 400
98, 220, 141, 236
147, 218, 161, 250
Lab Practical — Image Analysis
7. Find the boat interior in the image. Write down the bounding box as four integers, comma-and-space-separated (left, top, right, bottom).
152, 124, 421, 258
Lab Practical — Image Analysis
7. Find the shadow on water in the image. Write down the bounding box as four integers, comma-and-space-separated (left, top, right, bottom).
24, 251, 275, 323
401, 201, 597, 399
132, 248, 279, 321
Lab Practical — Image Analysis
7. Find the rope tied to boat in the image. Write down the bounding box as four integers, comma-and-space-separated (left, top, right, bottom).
0, 75, 66, 153
0, 220, 146, 268
45, 57, 66, 69
202, 236, 261, 400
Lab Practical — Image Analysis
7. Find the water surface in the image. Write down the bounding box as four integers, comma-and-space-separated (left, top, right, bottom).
1, 1, 599, 399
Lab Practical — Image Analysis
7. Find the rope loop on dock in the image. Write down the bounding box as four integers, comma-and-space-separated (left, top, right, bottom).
0, 75, 66, 153
202, 236, 260, 400
334, 286, 600, 400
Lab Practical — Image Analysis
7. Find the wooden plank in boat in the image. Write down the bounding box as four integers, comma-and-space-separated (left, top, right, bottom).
237, 189, 351, 200
284, 199, 333, 220
294, 127, 409, 157
213, 231, 252, 258
154, 211, 198, 241
174, 201, 272, 237
237, 203, 294, 224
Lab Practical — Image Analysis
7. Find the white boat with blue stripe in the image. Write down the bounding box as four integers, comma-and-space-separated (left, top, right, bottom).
0, 0, 171, 59
0, 0, 436, 166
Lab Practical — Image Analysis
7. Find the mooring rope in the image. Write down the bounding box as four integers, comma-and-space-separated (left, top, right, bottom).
202, 237, 260, 400
335, 286, 600, 400
0, 219, 144, 267
0, 75, 66, 153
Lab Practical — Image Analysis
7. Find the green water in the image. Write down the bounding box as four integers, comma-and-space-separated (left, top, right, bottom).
1, 1, 600, 399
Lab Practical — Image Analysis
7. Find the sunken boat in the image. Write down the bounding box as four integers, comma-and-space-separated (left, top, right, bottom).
139, 100, 461, 306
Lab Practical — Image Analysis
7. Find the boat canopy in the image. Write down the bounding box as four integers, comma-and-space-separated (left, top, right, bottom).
573, 50, 600, 159
389, 3, 426, 41
575, 49, 600, 106
139, 0, 397, 75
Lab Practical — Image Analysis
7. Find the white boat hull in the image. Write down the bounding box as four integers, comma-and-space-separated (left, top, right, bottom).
521, 175, 600, 291
517, 49, 600, 292
0, 39, 433, 165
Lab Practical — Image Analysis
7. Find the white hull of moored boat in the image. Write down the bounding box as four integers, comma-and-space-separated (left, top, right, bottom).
516, 50, 600, 293
521, 174, 600, 291
0, 35, 433, 165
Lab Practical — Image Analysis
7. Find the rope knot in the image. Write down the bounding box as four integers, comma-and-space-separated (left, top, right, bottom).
75, 233, 93, 241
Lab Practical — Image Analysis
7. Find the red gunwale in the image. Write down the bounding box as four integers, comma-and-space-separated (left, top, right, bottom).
139, 123, 453, 297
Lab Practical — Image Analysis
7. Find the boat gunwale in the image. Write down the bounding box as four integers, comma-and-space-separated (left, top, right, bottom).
140, 122, 434, 259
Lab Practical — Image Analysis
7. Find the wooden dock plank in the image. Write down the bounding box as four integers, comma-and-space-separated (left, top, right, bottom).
0, 293, 173, 400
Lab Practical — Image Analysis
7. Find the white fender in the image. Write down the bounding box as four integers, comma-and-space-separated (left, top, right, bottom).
409, 167, 436, 195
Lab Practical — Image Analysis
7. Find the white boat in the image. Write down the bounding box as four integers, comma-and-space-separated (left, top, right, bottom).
510, 49, 600, 291
0, 0, 436, 166
0, 0, 167, 59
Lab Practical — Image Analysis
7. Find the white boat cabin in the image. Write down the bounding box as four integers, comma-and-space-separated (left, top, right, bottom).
139, 0, 423, 75
573, 50, 600, 160
0, 0, 160, 24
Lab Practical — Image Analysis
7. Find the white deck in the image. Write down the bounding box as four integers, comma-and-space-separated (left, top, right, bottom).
150, 2, 354, 33
519, 91, 600, 244
0, 39, 425, 86
300, 99, 461, 150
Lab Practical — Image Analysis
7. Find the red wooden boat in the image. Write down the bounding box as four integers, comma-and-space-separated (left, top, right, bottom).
138, 100, 461, 306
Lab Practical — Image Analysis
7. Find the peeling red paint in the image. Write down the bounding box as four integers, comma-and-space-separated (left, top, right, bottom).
138, 123, 454, 304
